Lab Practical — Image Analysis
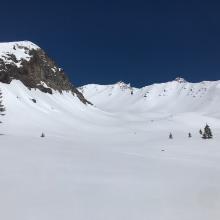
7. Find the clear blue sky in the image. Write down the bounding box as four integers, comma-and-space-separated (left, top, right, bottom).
1, 0, 220, 87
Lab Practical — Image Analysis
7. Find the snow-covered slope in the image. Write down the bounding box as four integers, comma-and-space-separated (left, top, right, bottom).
1, 78, 220, 220
79, 78, 220, 116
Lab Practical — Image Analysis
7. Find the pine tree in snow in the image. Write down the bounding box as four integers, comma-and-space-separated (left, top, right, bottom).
169, 133, 173, 139
41, 132, 45, 138
188, 132, 192, 138
202, 124, 213, 139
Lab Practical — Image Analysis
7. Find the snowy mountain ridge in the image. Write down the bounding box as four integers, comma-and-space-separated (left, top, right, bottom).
79, 78, 220, 115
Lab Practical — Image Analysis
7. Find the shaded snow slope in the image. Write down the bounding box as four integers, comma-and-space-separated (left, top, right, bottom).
0, 80, 114, 136
1, 80, 220, 220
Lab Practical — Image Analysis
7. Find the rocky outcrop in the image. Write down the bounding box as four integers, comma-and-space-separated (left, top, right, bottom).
174, 77, 187, 83
0, 41, 91, 104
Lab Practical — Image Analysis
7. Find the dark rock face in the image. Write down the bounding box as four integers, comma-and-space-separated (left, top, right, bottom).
0, 43, 91, 105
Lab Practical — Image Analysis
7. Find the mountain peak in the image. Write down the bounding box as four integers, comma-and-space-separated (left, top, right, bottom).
0, 40, 90, 104
174, 77, 187, 83
115, 81, 131, 90
0, 41, 40, 54
0, 41, 40, 68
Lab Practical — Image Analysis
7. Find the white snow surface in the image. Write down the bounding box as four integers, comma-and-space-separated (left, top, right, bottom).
1, 79, 220, 220
79, 80, 220, 115
0, 41, 40, 67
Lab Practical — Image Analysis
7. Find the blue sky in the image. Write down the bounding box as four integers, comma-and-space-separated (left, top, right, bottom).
1, 0, 220, 87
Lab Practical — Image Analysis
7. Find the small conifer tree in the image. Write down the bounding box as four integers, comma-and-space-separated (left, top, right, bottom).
169, 133, 173, 139
41, 133, 45, 138
188, 132, 192, 138
199, 129, 203, 135
202, 124, 213, 139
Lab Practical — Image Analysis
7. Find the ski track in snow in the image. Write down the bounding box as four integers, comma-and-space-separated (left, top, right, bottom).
1, 80, 220, 220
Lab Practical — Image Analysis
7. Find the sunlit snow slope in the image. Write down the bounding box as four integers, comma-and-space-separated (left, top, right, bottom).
79, 78, 220, 116
1, 78, 220, 220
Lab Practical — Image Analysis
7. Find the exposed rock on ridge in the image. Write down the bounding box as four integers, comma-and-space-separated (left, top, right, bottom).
0, 41, 90, 104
